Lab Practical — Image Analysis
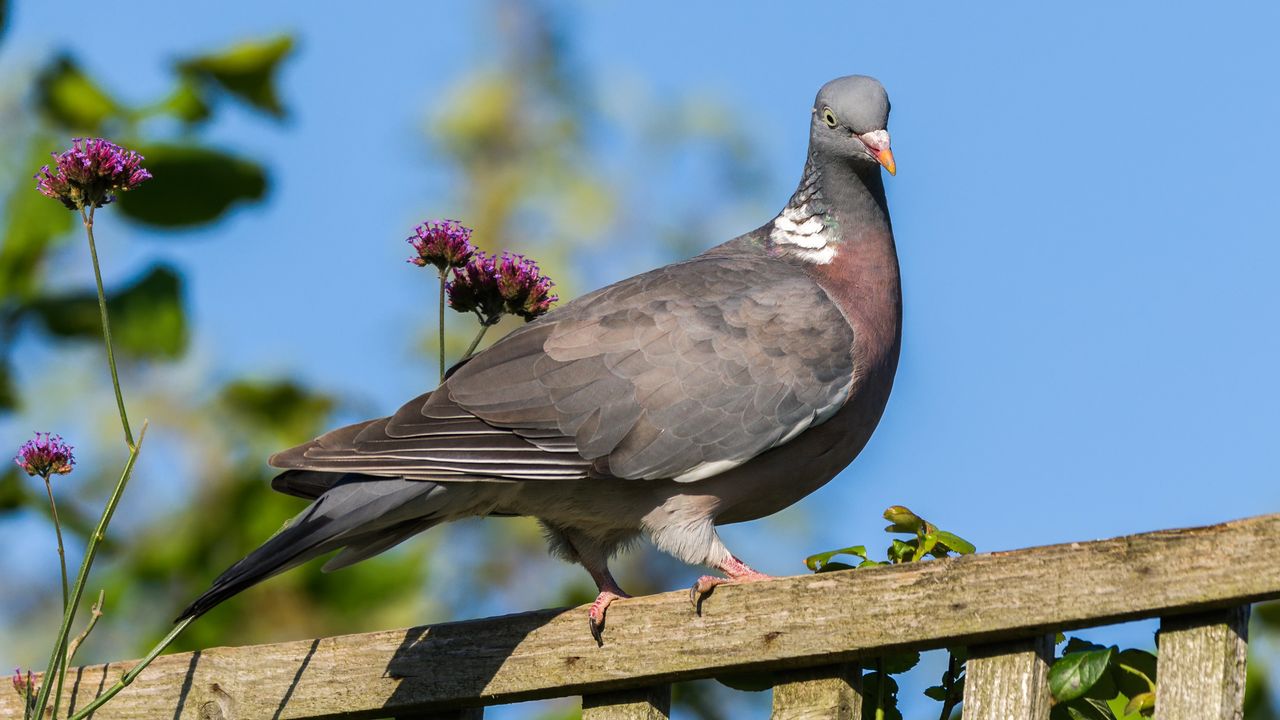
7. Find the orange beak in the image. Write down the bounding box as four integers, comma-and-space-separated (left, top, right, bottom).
876, 148, 897, 176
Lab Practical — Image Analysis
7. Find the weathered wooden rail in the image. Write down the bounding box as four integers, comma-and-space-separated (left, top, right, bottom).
6, 513, 1278, 719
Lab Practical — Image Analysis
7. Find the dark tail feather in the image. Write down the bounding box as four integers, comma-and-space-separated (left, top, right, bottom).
176, 477, 447, 622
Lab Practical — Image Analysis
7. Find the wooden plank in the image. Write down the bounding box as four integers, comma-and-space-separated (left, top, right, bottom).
961, 635, 1053, 720
582, 685, 670, 719
1155, 606, 1249, 720
6, 513, 1279, 719
770, 663, 861, 720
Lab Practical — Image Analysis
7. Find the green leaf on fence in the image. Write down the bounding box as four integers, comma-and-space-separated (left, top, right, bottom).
116, 144, 268, 227
933, 530, 976, 555
1050, 646, 1114, 702
883, 505, 926, 534
35, 55, 119, 131
177, 35, 294, 118
888, 538, 916, 563
28, 264, 187, 358
1113, 649, 1157, 698
1122, 691, 1154, 717
804, 545, 867, 572
1053, 697, 1118, 720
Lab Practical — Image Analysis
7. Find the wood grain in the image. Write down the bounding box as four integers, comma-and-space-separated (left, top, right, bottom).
961, 635, 1053, 720
5, 513, 1277, 719
582, 685, 670, 719
770, 663, 861, 719
1155, 606, 1250, 720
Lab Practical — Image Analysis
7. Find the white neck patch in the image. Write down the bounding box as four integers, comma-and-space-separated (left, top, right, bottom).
769, 202, 837, 264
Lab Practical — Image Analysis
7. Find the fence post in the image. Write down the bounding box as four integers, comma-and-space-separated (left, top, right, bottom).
582, 685, 671, 720
771, 663, 862, 720
961, 634, 1054, 720
1155, 605, 1249, 720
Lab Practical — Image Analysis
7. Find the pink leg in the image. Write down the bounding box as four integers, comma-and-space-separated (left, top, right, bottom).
586, 566, 631, 646
690, 555, 771, 613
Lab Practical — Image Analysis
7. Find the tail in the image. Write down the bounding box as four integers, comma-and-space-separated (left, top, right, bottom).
176, 475, 448, 622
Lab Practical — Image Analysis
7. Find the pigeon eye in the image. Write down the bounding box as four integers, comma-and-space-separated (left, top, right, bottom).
822, 107, 838, 128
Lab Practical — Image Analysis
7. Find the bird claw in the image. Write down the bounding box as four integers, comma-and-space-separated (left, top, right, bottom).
587, 590, 627, 646
689, 575, 726, 615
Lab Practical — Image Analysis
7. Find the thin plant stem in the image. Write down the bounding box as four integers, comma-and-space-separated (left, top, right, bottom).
461, 321, 494, 360
66, 616, 195, 720
43, 475, 69, 720
31, 424, 147, 719
937, 651, 960, 720
51, 590, 103, 720
43, 477, 69, 609
80, 205, 134, 449
437, 271, 447, 381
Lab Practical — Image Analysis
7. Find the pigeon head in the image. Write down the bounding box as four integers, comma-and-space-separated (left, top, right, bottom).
810, 75, 895, 176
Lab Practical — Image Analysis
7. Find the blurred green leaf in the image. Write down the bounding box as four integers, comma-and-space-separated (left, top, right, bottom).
0, 140, 76, 300
35, 55, 119, 131
116, 144, 267, 227
177, 35, 294, 118
1255, 600, 1280, 630
1051, 647, 1114, 702
888, 538, 915, 564
933, 530, 976, 555
0, 359, 16, 411
218, 379, 336, 442
804, 545, 867, 572
160, 78, 213, 124
28, 264, 187, 358
0, 468, 25, 513
1063, 637, 1108, 654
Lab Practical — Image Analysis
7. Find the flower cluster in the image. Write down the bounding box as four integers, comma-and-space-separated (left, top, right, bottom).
495, 253, 558, 321
35, 138, 151, 210
13, 433, 75, 479
12, 668, 32, 699
448, 251, 557, 324
407, 219, 475, 272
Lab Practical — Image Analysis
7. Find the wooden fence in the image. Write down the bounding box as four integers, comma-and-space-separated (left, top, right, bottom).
5, 512, 1278, 719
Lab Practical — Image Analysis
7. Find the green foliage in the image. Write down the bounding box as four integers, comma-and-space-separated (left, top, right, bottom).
116, 144, 267, 227
176, 35, 294, 118
27, 265, 187, 358
0, 139, 75, 300
1048, 637, 1157, 720
35, 56, 118, 132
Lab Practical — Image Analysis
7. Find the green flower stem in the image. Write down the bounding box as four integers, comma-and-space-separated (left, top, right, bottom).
80, 206, 135, 449
438, 271, 447, 381
461, 321, 494, 360
42, 477, 69, 609
51, 590, 103, 720
66, 616, 194, 720
43, 474, 69, 717
31, 423, 147, 719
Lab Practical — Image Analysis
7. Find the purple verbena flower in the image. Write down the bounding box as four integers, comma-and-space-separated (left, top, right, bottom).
494, 252, 558, 321
34, 138, 152, 210
14, 432, 75, 479
12, 668, 31, 698
446, 251, 505, 325
407, 219, 475, 272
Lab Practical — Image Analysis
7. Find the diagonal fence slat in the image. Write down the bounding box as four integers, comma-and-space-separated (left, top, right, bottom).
5, 513, 1278, 719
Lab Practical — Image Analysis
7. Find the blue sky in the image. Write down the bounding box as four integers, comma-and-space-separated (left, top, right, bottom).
3, 0, 1279, 715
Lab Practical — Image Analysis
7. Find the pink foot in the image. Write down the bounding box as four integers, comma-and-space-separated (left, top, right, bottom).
588, 589, 630, 646
689, 556, 770, 614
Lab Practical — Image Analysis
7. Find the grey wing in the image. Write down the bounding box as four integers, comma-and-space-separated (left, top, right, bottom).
272, 251, 856, 484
